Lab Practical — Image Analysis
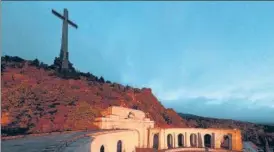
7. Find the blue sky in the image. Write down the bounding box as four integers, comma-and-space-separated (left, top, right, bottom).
2, 2, 274, 123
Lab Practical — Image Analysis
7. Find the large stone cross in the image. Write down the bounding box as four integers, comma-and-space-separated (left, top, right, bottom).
52, 8, 78, 71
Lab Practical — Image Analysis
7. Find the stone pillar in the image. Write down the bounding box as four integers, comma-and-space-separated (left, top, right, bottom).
159, 129, 166, 150
234, 130, 243, 151
185, 132, 189, 147
144, 128, 148, 148
138, 128, 144, 148
230, 130, 243, 151
148, 130, 152, 148
198, 133, 203, 148
201, 133, 205, 148
229, 134, 233, 150
173, 132, 176, 148
214, 133, 221, 149
211, 133, 215, 149
196, 133, 199, 148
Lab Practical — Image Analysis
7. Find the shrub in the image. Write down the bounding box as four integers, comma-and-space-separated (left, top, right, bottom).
2, 56, 24, 63
1, 63, 6, 73
68, 101, 76, 106
98, 76, 105, 83
39, 62, 49, 70
30, 59, 40, 67
48, 103, 60, 108
48, 109, 57, 115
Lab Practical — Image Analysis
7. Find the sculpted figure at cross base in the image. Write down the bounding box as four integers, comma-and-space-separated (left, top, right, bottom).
128, 112, 135, 119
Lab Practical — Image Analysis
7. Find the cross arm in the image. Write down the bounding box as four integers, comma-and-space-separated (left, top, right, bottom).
68, 20, 78, 29
52, 9, 78, 29
52, 9, 64, 20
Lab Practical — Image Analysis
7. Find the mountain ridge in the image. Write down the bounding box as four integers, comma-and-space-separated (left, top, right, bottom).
178, 112, 270, 125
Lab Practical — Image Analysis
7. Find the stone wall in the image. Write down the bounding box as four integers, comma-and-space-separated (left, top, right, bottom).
90, 130, 139, 152
148, 128, 243, 151
101, 106, 146, 120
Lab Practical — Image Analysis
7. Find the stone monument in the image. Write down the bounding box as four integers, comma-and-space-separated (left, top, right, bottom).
52, 8, 78, 71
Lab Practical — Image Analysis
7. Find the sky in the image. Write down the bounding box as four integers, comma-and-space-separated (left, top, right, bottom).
2, 2, 274, 124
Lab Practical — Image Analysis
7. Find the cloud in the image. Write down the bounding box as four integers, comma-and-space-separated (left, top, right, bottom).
146, 75, 274, 109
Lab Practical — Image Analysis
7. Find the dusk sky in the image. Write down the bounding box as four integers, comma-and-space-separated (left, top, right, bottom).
3, 2, 274, 123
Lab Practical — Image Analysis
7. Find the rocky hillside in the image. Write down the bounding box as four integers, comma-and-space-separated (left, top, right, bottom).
1, 56, 187, 136
179, 113, 274, 147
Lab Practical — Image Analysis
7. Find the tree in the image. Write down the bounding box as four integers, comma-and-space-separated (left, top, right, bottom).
1, 63, 6, 73
39, 62, 48, 70
30, 59, 40, 67
99, 76, 105, 83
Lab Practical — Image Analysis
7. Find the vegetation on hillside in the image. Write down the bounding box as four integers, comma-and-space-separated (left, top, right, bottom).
1, 56, 187, 136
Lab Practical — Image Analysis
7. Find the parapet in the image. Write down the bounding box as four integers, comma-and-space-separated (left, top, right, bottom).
101, 106, 146, 120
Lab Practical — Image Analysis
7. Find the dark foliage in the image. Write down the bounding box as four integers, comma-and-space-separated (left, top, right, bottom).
1, 127, 30, 136
2, 56, 24, 63
49, 57, 106, 82
264, 125, 274, 133
162, 112, 172, 125
29, 59, 40, 67
98, 76, 105, 83
132, 105, 140, 110
39, 62, 49, 70
1, 63, 6, 73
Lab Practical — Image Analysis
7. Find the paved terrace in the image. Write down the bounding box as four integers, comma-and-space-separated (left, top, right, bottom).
1, 130, 110, 152
2, 130, 242, 152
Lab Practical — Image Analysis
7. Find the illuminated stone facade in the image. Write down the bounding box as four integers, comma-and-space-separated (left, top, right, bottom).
91, 106, 243, 152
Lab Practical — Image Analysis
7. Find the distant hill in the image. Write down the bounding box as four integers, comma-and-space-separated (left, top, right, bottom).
178, 112, 274, 147
261, 123, 274, 126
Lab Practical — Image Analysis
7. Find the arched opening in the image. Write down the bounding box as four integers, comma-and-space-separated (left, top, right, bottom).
178, 134, 184, 147
167, 134, 173, 149
100, 145, 105, 152
204, 134, 212, 148
153, 133, 159, 149
117, 140, 122, 152
221, 135, 232, 150
190, 133, 197, 147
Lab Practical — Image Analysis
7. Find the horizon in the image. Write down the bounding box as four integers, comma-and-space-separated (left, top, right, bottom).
2, 2, 274, 123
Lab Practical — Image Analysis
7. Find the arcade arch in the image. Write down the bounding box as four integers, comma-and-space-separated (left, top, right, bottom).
100, 145, 105, 152
221, 135, 232, 150
153, 133, 159, 149
190, 133, 197, 147
178, 133, 184, 147
204, 134, 212, 148
167, 134, 173, 149
117, 140, 122, 152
